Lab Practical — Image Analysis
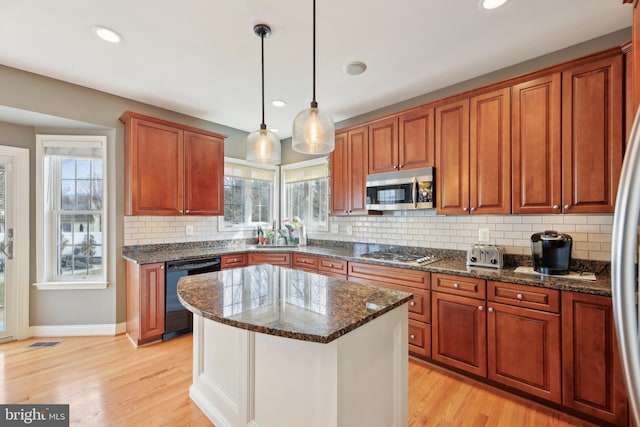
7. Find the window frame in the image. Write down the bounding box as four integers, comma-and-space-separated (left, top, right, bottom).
280, 157, 329, 232
34, 134, 108, 290
219, 157, 279, 232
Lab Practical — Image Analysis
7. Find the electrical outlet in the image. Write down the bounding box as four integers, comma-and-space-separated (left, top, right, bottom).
330, 223, 339, 234
478, 228, 490, 243
186, 225, 194, 236
346, 225, 353, 236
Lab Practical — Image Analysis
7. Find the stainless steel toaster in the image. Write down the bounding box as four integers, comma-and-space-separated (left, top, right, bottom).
466, 244, 504, 269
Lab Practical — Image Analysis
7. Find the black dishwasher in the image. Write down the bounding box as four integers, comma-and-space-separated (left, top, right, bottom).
164, 256, 221, 341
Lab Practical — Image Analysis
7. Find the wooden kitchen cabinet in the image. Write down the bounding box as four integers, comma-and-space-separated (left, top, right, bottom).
347, 262, 431, 357
126, 261, 165, 347
248, 252, 291, 267
562, 291, 628, 426
511, 73, 562, 214
368, 105, 435, 174
486, 281, 561, 403
317, 257, 347, 278
435, 87, 511, 215
561, 54, 623, 214
330, 126, 369, 215
221, 253, 248, 269
121, 111, 225, 216
292, 253, 318, 272
431, 290, 487, 377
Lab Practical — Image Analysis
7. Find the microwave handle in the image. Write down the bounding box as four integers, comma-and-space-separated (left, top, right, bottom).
412, 177, 417, 208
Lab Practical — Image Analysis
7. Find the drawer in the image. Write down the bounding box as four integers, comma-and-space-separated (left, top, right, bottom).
488, 281, 560, 313
248, 252, 292, 267
318, 257, 348, 276
221, 253, 248, 269
409, 321, 431, 358
292, 253, 318, 271
432, 273, 486, 299
348, 262, 430, 289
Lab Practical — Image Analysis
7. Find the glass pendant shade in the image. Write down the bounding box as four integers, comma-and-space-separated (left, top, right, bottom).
292, 105, 335, 154
246, 126, 281, 165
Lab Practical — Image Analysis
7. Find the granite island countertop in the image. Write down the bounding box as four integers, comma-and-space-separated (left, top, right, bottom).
124, 241, 614, 297
177, 264, 413, 343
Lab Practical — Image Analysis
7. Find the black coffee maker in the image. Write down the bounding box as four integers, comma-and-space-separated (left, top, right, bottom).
531, 230, 572, 275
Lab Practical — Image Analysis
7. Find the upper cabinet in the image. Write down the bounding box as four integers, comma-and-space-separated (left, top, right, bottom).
330, 126, 369, 215
512, 53, 623, 214
368, 106, 435, 174
435, 88, 511, 215
561, 55, 623, 214
121, 111, 226, 216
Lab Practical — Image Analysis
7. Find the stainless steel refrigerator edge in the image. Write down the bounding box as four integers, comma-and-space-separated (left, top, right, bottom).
612, 109, 640, 425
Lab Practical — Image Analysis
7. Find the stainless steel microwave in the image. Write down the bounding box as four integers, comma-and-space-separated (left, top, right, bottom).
365, 167, 434, 210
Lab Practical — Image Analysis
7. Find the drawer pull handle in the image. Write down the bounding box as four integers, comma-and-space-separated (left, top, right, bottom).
410, 334, 416, 340
478, 305, 484, 311
410, 301, 416, 306
453, 283, 459, 289
488, 307, 494, 313
516, 293, 523, 300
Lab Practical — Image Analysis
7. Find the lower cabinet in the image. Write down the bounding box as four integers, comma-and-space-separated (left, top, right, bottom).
317, 257, 348, 278
487, 280, 561, 403
562, 291, 628, 426
292, 253, 318, 272
126, 261, 165, 347
221, 253, 248, 269
347, 262, 431, 357
248, 252, 291, 267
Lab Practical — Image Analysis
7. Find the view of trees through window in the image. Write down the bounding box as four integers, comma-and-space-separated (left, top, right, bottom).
285, 179, 328, 230
223, 176, 273, 226
56, 158, 103, 278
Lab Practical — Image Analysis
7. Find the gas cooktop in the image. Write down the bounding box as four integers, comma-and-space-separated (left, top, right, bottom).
359, 250, 440, 265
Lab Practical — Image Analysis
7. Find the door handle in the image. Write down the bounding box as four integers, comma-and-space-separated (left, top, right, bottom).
3, 241, 13, 260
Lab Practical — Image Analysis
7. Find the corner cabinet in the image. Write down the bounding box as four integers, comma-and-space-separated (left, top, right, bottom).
120, 111, 226, 216
435, 87, 511, 215
126, 261, 165, 347
330, 126, 369, 215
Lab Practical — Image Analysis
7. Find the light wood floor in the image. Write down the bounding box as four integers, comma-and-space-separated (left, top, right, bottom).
0, 334, 596, 427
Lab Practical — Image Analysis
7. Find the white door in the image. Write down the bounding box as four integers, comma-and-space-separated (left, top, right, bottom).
0, 146, 29, 342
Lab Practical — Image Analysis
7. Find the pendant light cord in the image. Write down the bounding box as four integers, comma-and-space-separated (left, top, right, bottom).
261, 29, 266, 128
311, 0, 317, 107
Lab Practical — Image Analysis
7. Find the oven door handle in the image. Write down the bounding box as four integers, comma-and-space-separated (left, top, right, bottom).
412, 177, 417, 208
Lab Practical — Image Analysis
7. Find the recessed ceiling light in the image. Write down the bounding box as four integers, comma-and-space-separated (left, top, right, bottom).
271, 100, 286, 108
344, 61, 367, 76
480, 0, 510, 10
93, 26, 123, 43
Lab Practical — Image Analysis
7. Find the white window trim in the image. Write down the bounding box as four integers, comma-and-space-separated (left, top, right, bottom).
34, 134, 108, 290
218, 157, 280, 232
280, 157, 330, 232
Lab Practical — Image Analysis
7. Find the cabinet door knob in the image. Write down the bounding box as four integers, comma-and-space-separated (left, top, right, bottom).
470, 207, 476, 212
462, 207, 468, 212
564, 204, 571, 210
410, 334, 416, 340
410, 301, 416, 306
478, 305, 484, 311
185, 210, 190, 213
516, 293, 523, 300
398, 164, 404, 169
488, 307, 494, 313
393, 165, 398, 169
552, 204, 560, 210
453, 283, 459, 289
161, 265, 165, 270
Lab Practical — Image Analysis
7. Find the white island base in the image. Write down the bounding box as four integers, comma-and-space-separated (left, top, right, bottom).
189, 305, 408, 427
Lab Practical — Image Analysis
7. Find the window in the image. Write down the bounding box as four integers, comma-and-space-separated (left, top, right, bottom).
220, 157, 278, 230
281, 158, 329, 231
35, 135, 107, 289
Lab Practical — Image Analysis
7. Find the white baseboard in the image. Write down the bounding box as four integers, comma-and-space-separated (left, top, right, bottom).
30, 323, 124, 337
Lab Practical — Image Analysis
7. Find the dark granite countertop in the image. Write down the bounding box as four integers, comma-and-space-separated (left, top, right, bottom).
177, 264, 413, 343
123, 240, 613, 297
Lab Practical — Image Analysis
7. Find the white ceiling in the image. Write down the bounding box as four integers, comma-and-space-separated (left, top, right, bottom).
0, 0, 632, 137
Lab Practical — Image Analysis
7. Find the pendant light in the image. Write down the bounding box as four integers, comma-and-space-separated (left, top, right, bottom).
292, 0, 335, 155
247, 24, 281, 165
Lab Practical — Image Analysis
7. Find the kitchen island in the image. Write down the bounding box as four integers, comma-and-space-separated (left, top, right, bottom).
177, 264, 412, 427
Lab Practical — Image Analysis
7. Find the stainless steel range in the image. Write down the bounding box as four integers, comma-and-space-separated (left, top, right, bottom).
359, 250, 440, 265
